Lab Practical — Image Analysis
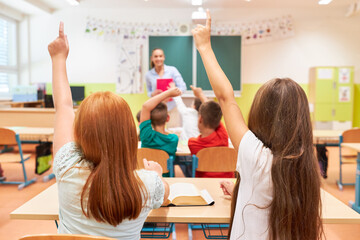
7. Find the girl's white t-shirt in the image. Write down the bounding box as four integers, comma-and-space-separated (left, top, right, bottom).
230, 130, 274, 240
53, 142, 165, 240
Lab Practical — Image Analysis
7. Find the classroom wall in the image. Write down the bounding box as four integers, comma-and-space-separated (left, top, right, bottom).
18, 6, 360, 125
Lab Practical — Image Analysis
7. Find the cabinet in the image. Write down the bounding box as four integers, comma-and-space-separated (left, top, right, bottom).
309, 67, 354, 130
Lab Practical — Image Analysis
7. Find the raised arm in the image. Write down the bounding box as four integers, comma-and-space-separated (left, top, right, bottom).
190, 85, 208, 103
140, 87, 182, 123
48, 22, 74, 155
191, 11, 248, 151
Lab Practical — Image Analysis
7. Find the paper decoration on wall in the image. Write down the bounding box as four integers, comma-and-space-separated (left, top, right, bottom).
84, 15, 295, 44
339, 68, 351, 84
116, 43, 143, 94
84, 15, 295, 93
339, 86, 351, 102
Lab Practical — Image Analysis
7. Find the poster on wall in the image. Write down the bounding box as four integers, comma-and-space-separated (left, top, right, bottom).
338, 68, 350, 84
339, 86, 351, 102
116, 42, 143, 94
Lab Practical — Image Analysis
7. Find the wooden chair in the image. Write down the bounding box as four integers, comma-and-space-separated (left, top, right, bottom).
19, 234, 117, 240
337, 128, 360, 190
137, 148, 174, 177
189, 147, 237, 239
191, 147, 237, 178
0, 128, 36, 190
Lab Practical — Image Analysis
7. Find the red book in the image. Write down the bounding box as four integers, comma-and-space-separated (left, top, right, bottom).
157, 78, 174, 101
156, 78, 173, 91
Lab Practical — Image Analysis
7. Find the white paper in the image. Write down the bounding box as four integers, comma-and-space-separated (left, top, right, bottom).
339, 87, 351, 102
200, 189, 215, 205
338, 68, 350, 83
168, 183, 200, 201
317, 68, 333, 79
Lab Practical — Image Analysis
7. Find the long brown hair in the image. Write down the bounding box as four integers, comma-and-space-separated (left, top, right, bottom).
74, 91, 146, 226
229, 78, 323, 240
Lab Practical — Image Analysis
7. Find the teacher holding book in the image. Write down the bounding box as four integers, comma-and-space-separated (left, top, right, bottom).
145, 48, 187, 128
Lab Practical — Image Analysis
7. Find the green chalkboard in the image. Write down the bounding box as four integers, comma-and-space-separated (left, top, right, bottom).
149, 35, 241, 92
149, 36, 193, 88
196, 36, 241, 91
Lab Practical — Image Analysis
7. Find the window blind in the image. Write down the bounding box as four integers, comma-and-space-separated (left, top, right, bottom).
0, 16, 17, 94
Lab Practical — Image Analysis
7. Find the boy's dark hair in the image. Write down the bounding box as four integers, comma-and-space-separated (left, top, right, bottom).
136, 110, 141, 123
194, 98, 202, 112
150, 102, 168, 126
199, 101, 222, 129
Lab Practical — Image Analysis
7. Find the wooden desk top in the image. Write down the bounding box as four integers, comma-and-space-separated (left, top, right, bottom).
313, 130, 343, 144
10, 178, 360, 224
341, 143, 360, 152
4, 127, 54, 142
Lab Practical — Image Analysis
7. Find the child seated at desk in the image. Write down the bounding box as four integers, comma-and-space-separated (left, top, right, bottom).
188, 100, 234, 178
169, 82, 205, 141
48, 22, 169, 240
139, 87, 181, 176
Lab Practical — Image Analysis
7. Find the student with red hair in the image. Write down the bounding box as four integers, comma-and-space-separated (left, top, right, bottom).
48, 22, 169, 240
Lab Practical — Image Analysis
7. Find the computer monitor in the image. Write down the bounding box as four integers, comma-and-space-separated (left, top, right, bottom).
70, 86, 85, 102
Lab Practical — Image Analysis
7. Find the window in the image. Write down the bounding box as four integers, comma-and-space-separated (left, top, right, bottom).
0, 15, 17, 98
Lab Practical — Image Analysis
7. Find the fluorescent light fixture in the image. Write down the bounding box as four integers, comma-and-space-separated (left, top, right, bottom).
66, 0, 80, 6
318, 0, 333, 5
192, 0, 202, 6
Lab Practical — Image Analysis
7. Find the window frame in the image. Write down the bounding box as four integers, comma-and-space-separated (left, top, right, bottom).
0, 13, 19, 97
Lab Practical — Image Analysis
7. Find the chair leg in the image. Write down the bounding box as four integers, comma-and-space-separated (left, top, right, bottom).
188, 224, 193, 240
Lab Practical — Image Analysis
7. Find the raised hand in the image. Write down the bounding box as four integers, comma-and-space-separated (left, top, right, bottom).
48, 22, 69, 60
190, 85, 203, 98
191, 10, 211, 52
143, 158, 163, 177
167, 87, 182, 98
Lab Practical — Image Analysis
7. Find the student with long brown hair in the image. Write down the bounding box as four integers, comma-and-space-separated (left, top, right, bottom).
48, 22, 169, 240
192, 11, 323, 240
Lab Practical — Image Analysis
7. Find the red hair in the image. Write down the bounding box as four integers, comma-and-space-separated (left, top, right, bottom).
74, 91, 146, 226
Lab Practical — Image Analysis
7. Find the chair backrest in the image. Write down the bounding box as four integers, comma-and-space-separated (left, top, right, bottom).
196, 147, 237, 172
137, 148, 170, 174
19, 234, 117, 240
342, 128, 360, 143
0, 128, 18, 145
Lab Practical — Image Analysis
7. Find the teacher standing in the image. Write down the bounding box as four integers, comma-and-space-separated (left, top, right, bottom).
145, 48, 187, 128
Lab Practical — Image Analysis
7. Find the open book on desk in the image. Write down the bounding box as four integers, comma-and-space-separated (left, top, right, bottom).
163, 183, 215, 207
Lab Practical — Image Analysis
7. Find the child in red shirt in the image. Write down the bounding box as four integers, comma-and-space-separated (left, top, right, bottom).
188, 100, 234, 178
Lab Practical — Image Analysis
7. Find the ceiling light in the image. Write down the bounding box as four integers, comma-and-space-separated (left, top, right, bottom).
192, 0, 202, 6
318, 0, 333, 5
66, 0, 80, 6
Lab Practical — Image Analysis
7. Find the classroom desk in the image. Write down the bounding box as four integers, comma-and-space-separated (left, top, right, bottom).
340, 143, 360, 214
313, 130, 343, 145
6, 127, 54, 142
0, 100, 44, 108
0, 108, 77, 128
10, 177, 360, 224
